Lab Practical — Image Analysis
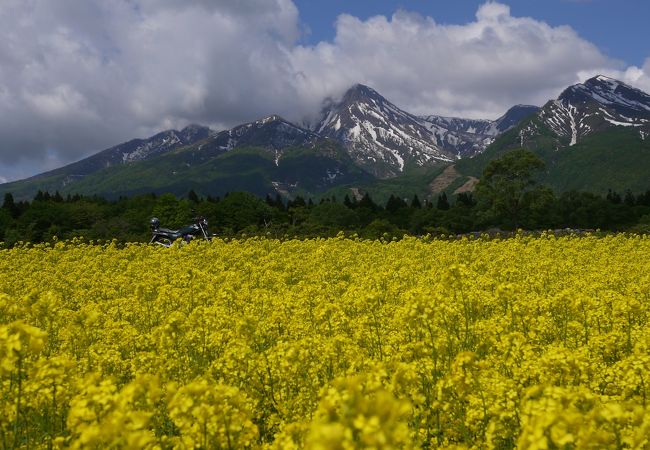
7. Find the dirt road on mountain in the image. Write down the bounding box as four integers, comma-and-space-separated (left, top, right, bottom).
429, 165, 460, 193
453, 176, 479, 194
429, 165, 479, 194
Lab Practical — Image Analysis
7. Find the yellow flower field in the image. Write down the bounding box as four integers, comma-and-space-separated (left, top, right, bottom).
1, 234, 650, 449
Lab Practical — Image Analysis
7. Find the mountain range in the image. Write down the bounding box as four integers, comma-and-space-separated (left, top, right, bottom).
1, 75, 649, 201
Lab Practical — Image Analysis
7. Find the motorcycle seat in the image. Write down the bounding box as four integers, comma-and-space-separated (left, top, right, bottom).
158, 227, 180, 234
156, 228, 183, 239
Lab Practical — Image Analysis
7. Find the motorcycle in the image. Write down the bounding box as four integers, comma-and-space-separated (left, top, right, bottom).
149, 214, 212, 247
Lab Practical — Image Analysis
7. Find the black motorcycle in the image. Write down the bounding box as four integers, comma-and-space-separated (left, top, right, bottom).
149, 215, 211, 247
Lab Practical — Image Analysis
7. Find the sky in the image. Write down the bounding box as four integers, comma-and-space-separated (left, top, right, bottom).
0, 0, 649, 183
294, 1, 650, 67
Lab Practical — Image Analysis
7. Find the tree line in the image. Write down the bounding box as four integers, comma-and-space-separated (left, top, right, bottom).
1, 150, 649, 245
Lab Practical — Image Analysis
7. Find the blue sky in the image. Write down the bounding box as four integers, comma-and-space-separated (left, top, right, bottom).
0, 0, 648, 182
294, 0, 649, 66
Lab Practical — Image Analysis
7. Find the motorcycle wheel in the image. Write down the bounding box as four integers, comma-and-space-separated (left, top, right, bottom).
152, 236, 173, 247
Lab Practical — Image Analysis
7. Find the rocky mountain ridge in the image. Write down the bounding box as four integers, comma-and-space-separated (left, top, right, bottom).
31, 124, 212, 182
2, 75, 649, 200
418, 104, 540, 158
455, 75, 650, 195
9, 83, 537, 191
312, 84, 454, 178
311, 84, 540, 177
522, 75, 650, 148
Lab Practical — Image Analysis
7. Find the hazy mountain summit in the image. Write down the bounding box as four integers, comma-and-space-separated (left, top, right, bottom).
28, 124, 212, 184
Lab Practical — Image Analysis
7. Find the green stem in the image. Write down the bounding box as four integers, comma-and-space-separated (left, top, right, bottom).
12, 356, 23, 450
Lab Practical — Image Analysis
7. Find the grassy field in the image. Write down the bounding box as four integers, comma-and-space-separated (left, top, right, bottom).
1, 235, 649, 448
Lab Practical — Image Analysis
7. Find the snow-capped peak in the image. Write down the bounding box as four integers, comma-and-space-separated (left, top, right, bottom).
418, 104, 540, 157
535, 75, 650, 147
313, 84, 454, 178
568, 75, 650, 114
257, 115, 283, 125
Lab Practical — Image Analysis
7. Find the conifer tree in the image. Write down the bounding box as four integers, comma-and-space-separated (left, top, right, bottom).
386, 195, 407, 213
358, 193, 378, 210
274, 193, 285, 211
437, 192, 450, 210
188, 189, 200, 203
2, 193, 19, 218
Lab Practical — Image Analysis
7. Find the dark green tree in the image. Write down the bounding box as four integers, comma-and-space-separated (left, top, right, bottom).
358, 193, 378, 211
638, 190, 650, 207
411, 194, 422, 209
289, 196, 307, 209
456, 192, 475, 207
2, 193, 19, 219
151, 193, 192, 229
0, 208, 12, 241
408, 207, 439, 234
385, 195, 407, 213
213, 192, 272, 233
306, 202, 358, 230
436, 192, 450, 210
363, 219, 403, 240
606, 189, 622, 204
274, 193, 285, 211
188, 189, 200, 203
475, 149, 546, 229
522, 186, 559, 229
556, 191, 607, 229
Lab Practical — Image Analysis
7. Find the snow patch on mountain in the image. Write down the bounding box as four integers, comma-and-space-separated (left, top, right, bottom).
418, 104, 539, 157
207, 115, 320, 154
313, 84, 453, 177
537, 75, 650, 147
311, 85, 541, 177
580, 76, 650, 113
604, 117, 643, 127
122, 131, 182, 162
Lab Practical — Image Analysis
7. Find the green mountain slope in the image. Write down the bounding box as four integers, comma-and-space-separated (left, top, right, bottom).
319, 164, 450, 205
0, 140, 374, 200
456, 76, 650, 195
542, 128, 650, 193
456, 117, 650, 194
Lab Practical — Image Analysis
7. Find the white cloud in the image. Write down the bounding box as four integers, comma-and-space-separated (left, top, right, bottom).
476, 2, 512, 21
0, 0, 304, 180
616, 58, 650, 93
289, 3, 632, 120
0, 0, 648, 182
